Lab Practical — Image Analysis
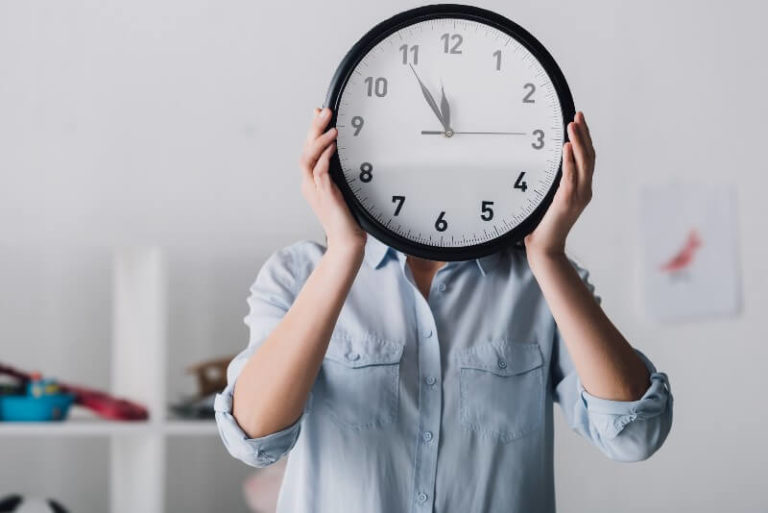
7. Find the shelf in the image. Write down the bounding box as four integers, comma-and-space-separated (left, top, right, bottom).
164, 419, 219, 436
0, 418, 218, 437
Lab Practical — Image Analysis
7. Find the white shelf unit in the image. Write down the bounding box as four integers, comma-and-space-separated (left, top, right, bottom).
0, 248, 217, 513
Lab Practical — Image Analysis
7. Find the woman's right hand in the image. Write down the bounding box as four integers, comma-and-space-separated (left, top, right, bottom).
300, 107, 367, 256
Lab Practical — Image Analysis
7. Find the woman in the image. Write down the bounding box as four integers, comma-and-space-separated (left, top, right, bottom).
214, 107, 673, 512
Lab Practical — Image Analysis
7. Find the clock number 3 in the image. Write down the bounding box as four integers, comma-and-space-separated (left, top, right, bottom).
359, 162, 373, 182
435, 211, 448, 232
531, 130, 545, 150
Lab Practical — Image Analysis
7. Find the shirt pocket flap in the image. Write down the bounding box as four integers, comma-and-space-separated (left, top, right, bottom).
456, 341, 543, 376
324, 332, 404, 368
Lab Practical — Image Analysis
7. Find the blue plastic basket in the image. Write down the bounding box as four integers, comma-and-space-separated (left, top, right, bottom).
0, 393, 76, 422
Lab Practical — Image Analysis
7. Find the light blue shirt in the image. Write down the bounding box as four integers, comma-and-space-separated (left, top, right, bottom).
214, 234, 673, 513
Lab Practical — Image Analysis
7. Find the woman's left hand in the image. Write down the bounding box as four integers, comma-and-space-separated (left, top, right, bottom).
524, 111, 596, 260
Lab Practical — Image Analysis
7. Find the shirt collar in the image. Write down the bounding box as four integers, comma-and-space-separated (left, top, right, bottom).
363, 234, 503, 276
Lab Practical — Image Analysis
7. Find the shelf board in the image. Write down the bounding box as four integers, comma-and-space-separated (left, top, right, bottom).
0, 418, 218, 437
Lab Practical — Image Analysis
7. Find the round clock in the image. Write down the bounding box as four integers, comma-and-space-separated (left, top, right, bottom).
323, 4, 575, 261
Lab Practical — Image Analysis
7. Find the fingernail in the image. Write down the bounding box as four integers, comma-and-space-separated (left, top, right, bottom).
318, 108, 327, 118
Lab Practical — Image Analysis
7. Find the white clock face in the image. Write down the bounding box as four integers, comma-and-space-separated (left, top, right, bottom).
335, 17, 565, 249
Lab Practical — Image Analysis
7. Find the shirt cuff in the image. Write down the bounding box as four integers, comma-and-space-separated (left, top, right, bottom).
579, 349, 672, 440
213, 381, 303, 467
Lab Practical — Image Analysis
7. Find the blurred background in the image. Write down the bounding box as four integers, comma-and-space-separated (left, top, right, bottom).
1, 0, 766, 512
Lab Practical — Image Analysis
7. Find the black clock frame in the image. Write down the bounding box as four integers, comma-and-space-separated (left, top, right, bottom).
323, 3, 576, 261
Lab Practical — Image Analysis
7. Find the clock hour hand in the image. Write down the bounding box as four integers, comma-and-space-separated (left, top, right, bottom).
439, 82, 451, 130
409, 64, 449, 132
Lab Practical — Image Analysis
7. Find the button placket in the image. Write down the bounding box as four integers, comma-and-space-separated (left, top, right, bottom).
410, 283, 441, 512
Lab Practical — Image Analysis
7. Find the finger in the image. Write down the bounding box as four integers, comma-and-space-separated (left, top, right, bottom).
575, 111, 594, 157
303, 127, 338, 168
561, 142, 578, 197
305, 107, 333, 144
567, 121, 590, 180
313, 142, 336, 189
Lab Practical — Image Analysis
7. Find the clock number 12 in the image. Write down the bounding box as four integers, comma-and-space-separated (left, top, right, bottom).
441, 33, 463, 54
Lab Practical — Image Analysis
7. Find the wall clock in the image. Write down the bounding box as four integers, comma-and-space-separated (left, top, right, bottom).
324, 4, 575, 261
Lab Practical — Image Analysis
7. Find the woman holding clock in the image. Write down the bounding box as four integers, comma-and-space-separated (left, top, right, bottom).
214, 6, 672, 512
214, 107, 673, 513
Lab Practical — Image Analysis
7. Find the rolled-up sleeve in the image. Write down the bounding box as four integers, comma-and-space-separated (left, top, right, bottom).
552, 258, 674, 462
214, 241, 318, 468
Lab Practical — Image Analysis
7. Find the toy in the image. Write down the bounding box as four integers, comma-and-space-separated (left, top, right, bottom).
169, 355, 234, 420
185, 356, 233, 397
0, 362, 148, 421
0, 494, 69, 512
0, 372, 75, 422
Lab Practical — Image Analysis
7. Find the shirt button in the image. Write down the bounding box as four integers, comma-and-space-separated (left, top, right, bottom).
438, 282, 447, 292
425, 376, 436, 385
423, 431, 433, 442
417, 492, 428, 503
424, 329, 433, 338
346, 351, 360, 361
497, 359, 507, 369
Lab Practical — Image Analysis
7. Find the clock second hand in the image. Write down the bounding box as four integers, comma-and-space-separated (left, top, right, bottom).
421, 130, 527, 135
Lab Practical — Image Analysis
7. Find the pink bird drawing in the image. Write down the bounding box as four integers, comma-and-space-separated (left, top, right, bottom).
659, 228, 703, 274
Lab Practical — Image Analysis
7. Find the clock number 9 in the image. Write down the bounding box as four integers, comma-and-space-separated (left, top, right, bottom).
481, 201, 494, 221
434, 211, 448, 232
364, 76, 388, 97
441, 33, 463, 54
351, 116, 364, 136
359, 162, 373, 183
531, 130, 545, 150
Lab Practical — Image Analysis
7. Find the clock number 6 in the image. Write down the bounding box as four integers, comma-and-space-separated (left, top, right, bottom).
531, 129, 545, 150
392, 195, 405, 216
359, 162, 373, 183
434, 211, 448, 232
481, 201, 494, 221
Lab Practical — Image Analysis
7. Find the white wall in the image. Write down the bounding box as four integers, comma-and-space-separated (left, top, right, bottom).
1, 1, 766, 511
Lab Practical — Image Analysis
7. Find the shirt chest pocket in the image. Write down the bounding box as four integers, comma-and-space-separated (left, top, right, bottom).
456, 340, 545, 443
315, 333, 404, 431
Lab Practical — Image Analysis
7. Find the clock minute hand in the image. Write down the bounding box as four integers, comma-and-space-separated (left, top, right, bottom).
421, 130, 527, 135
409, 64, 448, 131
